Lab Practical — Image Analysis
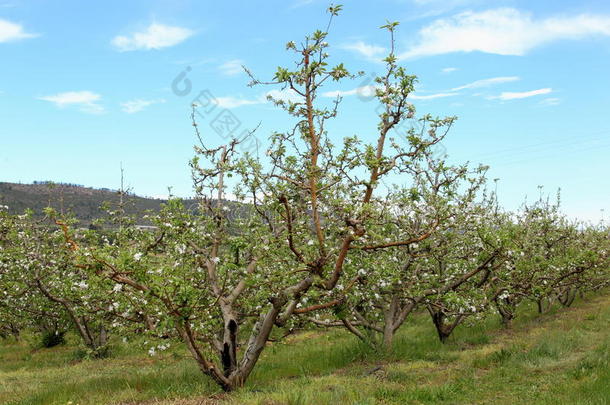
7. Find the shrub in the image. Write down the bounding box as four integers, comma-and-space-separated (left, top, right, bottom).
40, 330, 66, 348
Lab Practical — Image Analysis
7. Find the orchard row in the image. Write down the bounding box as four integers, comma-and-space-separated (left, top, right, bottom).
1, 7, 608, 392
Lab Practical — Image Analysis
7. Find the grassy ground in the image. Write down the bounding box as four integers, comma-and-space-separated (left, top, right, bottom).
1, 293, 609, 405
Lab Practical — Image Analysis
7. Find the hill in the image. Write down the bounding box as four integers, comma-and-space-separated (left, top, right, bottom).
0, 182, 174, 226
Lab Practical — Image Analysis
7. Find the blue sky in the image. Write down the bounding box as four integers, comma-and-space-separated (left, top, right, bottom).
1, 0, 609, 222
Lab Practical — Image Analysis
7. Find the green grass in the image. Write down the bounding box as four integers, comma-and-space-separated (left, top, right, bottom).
1, 293, 609, 405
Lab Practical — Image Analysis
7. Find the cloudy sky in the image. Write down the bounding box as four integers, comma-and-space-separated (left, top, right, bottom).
1, 0, 609, 222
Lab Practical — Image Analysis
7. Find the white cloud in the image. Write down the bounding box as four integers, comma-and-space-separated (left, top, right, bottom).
111, 23, 194, 51
410, 0, 476, 5
490, 88, 552, 100
410, 92, 460, 100
0, 18, 37, 42
266, 88, 302, 104
120, 98, 165, 114
404, 0, 485, 21
540, 97, 561, 106
441, 67, 458, 73
322, 85, 377, 98
342, 41, 386, 61
38, 91, 105, 114
400, 8, 610, 59
219, 59, 244, 76
290, 0, 316, 8
202, 89, 303, 109
451, 76, 519, 91
212, 96, 262, 109
322, 86, 459, 100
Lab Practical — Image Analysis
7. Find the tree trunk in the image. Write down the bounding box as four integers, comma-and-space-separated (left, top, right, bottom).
227, 303, 283, 389
72, 315, 107, 351
382, 326, 395, 348
67, 310, 95, 348
428, 306, 464, 343
35, 280, 106, 351
558, 288, 576, 307
500, 312, 513, 327
495, 299, 515, 328
0, 323, 20, 342
11, 324, 19, 340
144, 314, 156, 331
382, 297, 399, 349
221, 317, 238, 376
536, 297, 550, 314
178, 299, 284, 392
98, 324, 108, 348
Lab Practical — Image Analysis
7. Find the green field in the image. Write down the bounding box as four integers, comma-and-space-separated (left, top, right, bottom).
1, 293, 608, 405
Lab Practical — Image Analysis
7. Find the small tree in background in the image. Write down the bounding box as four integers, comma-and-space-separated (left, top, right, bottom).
0, 207, 126, 354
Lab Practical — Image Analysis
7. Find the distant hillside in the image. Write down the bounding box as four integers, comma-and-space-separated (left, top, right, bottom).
0, 182, 176, 226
